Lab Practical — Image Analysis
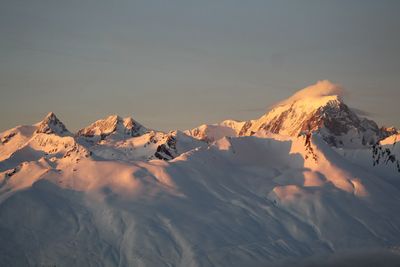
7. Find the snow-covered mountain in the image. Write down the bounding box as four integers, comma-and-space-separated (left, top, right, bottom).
77, 115, 147, 142
184, 119, 245, 143
188, 81, 393, 148
1, 81, 400, 266
76, 115, 206, 161
35, 112, 71, 136
0, 112, 89, 165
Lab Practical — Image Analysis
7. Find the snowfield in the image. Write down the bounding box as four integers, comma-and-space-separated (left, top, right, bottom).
1, 81, 399, 266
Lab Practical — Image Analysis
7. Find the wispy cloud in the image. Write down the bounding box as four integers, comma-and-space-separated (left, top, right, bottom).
277, 80, 345, 106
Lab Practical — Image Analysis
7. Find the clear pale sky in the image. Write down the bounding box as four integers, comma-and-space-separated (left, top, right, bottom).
1, 0, 399, 132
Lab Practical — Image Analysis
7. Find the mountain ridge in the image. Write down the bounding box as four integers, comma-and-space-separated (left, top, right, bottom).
187, 81, 395, 148
1, 81, 400, 266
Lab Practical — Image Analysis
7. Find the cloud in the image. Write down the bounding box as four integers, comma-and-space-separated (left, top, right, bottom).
278, 80, 345, 106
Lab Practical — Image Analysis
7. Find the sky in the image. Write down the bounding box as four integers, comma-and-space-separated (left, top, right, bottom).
1, 0, 399, 132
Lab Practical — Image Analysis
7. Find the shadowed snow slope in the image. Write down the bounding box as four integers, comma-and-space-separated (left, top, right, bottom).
1, 132, 400, 266
0, 81, 399, 266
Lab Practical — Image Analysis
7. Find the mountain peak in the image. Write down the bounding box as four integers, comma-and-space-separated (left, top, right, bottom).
237, 81, 384, 147
77, 114, 147, 140
35, 112, 70, 136
45, 111, 56, 118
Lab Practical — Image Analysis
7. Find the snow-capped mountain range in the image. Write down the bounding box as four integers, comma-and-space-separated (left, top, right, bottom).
187, 81, 391, 148
0, 80, 399, 266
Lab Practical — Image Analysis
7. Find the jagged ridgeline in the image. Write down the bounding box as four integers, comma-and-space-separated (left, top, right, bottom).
0, 81, 399, 267
188, 81, 394, 148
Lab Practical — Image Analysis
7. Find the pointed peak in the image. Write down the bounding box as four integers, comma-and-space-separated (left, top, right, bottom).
39, 112, 58, 123
45, 111, 56, 119
35, 112, 70, 136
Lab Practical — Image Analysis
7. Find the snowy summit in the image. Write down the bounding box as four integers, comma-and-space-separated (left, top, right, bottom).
0, 81, 399, 266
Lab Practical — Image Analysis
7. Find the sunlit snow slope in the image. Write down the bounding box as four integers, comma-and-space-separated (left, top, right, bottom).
0, 81, 399, 267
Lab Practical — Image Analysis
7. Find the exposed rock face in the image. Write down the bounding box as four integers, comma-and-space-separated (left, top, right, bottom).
238, 96, 389, 147
35, 112, 70, 136
372, 142, 400, 172
185, 81, 395, 148
154, 134, 178, 160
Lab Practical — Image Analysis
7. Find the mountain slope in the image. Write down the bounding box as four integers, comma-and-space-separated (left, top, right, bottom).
0, 81, 399, 266
1, 134, 400, 266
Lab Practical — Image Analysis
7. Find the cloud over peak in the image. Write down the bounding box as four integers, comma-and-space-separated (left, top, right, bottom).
279, 80, 345, 106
